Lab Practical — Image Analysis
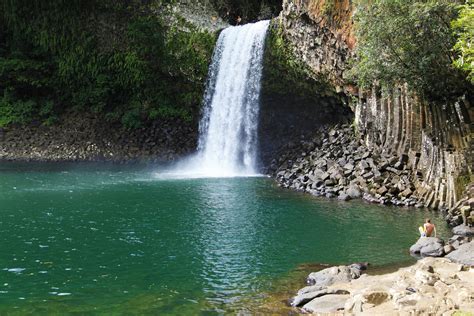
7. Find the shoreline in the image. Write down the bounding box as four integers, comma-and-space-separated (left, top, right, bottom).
286, 257, 474, 314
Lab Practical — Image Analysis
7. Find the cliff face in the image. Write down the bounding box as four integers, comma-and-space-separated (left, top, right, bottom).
278, 0, 473, 211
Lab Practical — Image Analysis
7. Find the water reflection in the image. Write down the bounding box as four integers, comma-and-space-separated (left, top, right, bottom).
0, 163, 450, 314
192, 178, 263, 308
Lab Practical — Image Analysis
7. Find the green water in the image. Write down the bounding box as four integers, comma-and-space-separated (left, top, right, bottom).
0, 163, 449, 314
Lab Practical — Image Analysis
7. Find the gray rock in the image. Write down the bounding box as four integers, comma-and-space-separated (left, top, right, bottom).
409, 237, 445, 257
290, 288, 349, 307
307, 266, 353, 286
302, 294, 350, 313
452, 224, 474, 237
346, 185, 361, 199
338, 192, 351, 201
446, 241, 474, 265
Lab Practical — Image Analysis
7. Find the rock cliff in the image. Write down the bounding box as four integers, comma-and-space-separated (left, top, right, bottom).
276, 0, 473, 215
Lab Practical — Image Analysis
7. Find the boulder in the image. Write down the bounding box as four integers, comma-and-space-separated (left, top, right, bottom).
452, 224, 474, 237
307, 266, 353, 286
409, 238, 445, 257
346, 185, 362, 199
446, 241, 474, 266
338, 192, 351, 201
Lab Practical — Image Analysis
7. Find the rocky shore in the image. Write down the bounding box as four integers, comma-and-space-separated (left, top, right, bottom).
0, 112, 198, 163
270, 123, 474, 228
287, 216, 474, 314
290, 256, 474, 315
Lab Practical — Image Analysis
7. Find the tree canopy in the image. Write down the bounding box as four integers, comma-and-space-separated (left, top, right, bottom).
351, 0, 472, 102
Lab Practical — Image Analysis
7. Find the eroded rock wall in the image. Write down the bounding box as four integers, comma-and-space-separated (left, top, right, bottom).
278, 0, 473, 210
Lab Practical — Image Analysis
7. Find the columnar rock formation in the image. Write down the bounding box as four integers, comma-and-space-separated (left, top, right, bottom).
277, 0, 473, 212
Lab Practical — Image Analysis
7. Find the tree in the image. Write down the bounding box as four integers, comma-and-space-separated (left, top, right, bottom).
351, 0, 470, 102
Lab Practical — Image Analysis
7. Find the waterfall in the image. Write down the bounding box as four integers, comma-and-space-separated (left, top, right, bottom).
158, 20, 270, 178
195, 20, 270, 177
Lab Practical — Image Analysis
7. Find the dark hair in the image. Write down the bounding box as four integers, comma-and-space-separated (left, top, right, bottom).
425, 218, 431, 223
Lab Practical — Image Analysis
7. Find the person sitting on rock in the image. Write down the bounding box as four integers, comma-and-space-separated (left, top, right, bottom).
419, 218, 436, 237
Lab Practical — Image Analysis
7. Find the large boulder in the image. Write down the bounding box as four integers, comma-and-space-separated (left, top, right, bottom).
409, 237, 445, 257
446, 241, 474, 266
452, 224, 474, 237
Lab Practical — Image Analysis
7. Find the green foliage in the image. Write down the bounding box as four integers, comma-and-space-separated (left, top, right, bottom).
351, 0, 470, 102
0, 0, 216, 127
452, 0, 474, 84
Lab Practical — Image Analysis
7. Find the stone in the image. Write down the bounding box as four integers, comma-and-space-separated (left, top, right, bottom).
446, 241, 474, 265
394, 161, 404, 170
386, 167, 401, 175
376, 186, 388, 195
343, 163, 354, 171
315, 170, 330, 181
307, 266, 353, 286
359, 160, 370, 171
452, 224, 474, 237
362, 172, 374, 179
346, 185, 362, 199
414, 269, 439, 286
400, 188, 413, 198
338, 192, 351, 201
290, 288, 349, 307
302, 294, 350, 313
409, 237, 445, 257
443, 244, 454, 255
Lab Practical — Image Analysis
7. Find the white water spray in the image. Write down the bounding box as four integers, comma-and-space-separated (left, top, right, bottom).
162, 20, 270, 178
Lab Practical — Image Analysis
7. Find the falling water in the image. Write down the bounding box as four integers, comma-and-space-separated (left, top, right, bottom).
196, 20, 270, 177
160, 20, 270, 178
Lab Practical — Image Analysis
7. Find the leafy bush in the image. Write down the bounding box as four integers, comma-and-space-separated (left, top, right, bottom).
0, 0, 216, 127
351, 0, 470, 102
452, 1, 474, 84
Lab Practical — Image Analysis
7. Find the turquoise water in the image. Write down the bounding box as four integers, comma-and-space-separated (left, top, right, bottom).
0, 163, 449, 314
